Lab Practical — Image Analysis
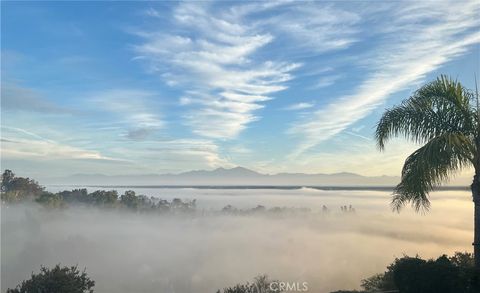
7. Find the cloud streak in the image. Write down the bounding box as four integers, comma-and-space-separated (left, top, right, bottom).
1, 126, 120, 161
134, 2, 304, 139
289, 0, 480, 158
89, 89, 164, 141
284, 102, 315, 111
145, 139, 232, 169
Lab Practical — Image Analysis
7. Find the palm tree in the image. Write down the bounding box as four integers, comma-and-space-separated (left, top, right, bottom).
375, 75, 479, 268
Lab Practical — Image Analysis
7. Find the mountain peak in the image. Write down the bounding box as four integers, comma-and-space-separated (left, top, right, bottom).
330, 172, 361, 177
43, 167, 404, 186
213, 166, 259, 176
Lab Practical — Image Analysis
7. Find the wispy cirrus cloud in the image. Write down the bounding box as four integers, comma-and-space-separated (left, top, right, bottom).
134, 2, 302, 139
88, 89, 164, 140
289, 0, 480, 158
132, 1, 367, 142
109, 138, 231, 172
1, 126, 121, 161
146, 139, 232, 169
311, 74, 343, 89
284, 102, 315, 111
259, 4, 360, 55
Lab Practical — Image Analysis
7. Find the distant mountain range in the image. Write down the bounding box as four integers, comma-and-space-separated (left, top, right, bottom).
43, 167, 408, 186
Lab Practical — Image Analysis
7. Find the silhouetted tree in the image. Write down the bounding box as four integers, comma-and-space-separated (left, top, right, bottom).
349, 252, 479, 293
170, 198, 196, 213
156, 199, 171, 213
1, 169, 15, 192
59, 189, 89, 203
120, 190, 138, 209
90, 190, 118, 206
360, 272, 394, 292
1, 169, 44, 202
36, 192, 66, 208
7, 264, 95, 293
252, 205, 266, 213
375, 75, 480, 267
136, 194, 155, 211
216, 275, 281, 293
389, 255, 472, 293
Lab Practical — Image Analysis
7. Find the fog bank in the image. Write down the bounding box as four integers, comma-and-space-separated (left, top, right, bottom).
1, 189, 472, 293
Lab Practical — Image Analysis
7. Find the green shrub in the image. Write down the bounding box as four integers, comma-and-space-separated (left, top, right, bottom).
7, 264, 95, 293
334, 252, 480, 293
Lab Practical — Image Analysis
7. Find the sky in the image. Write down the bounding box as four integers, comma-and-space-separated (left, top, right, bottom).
1, 0, 479, 179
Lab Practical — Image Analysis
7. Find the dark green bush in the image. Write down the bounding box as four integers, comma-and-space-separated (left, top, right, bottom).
334, 252, 480, 293
7, 264, 95, 293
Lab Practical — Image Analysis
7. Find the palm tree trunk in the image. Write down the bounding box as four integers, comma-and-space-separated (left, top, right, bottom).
472, 173, 480, 269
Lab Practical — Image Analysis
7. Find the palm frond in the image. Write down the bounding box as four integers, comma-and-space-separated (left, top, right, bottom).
392, 132, 474, 212
376, 75, 477, 150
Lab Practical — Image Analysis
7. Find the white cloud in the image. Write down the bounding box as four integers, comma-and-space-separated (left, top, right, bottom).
311, 74, 342, 89
134, 2, 306, 139
261, 5, 360, 53
140, 139, 233, 170
289, 0, 480, 158
1, 127, 120, 161
284, 102, 315, 111
132, 2, 369, 141
344, 131, 371, 142
144, 7, 161, 18
89, 89, 164, 140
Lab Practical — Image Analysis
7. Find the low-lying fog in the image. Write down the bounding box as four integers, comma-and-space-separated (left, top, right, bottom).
1, 188, 472, 293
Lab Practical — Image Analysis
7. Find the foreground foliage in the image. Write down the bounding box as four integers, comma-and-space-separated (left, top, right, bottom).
332, 252, 480, 293
6, 264, 95, 293
1, 170, 44, 202
216, 275, 281, 293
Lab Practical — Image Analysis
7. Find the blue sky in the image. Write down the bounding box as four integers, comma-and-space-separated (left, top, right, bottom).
1, 0, 479, 178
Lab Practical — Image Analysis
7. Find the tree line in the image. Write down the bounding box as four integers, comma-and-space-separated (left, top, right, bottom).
1, 169, 196, 213
0, 170, 322, 215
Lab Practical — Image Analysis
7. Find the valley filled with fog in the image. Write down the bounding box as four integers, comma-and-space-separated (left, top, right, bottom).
1, 187, 472, 293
